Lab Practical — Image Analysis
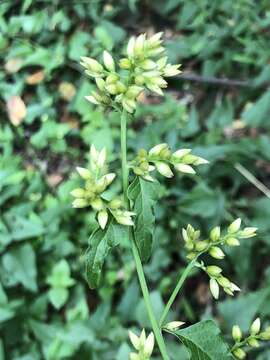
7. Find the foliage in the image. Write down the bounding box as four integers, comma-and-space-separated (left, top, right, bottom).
1, 1, 270, 359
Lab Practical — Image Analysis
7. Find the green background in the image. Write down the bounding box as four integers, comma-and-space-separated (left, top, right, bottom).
1, 1, 270, 359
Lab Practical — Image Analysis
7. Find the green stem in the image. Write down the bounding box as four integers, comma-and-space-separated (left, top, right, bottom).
159, 258, 197, 327
120, 109, 169, 360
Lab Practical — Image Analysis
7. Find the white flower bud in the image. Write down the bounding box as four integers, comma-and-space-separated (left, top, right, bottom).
210, 226, 220, 241
139, 329, 146, 346
70, 188, 85, 198
209, 278, 219, 300
95, 78, 106, 91
119, 58, 131, 69
122, 98, 136, 113
233, 348, 246, 359
97, 147, 106, 168
157, 56, 167, 70
164, 321, 185, 331
172, 148, 191, 159
143, 332, 154, 357
230, 282, 241, 292
85, 95, 100, 105
209, 246, 225, 259
129, 330, 140, 348
103, 50, 115, 71
250, 318, 261, 335
155, 161, 173, 178
140, 59, 156, 70
147, 32, 163, 47
134, 34, 145, 55
232, 325, 242, 342
127, 36, 136, 58
80, 57, 103, 73
98, 210, 108, 229
146, 83, 164, 95
163, 64, 181, 77
226, 237, 240, 246
76, 166, 92, 180
239, 227, 257, 238
228, 218, 242, 233
126, 85, 143, 99
102, 173, 116, 186
206, 265, 222, 277
217, 276, 231, 288
248, 338, 259, 347
90, 197, 103, 211
193, 156, 209, 165
149, 143, 168, 156
174, 163, 195, 174
182, 228, 189, 242
72, 198, 88, 208
113, 211, 134, 226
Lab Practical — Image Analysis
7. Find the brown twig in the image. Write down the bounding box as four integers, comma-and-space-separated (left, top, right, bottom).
176, 73, 256, 88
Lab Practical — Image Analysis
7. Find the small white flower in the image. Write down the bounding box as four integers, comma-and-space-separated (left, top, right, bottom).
228, 218, 242, 233
209, 278, 219, 300
172, 148, 191, 159
76, 166, 92, 180
174, 163, 195, 174
149, 143, 168, 156
155, 161, 173, 178
97, 210, 108, 229
70, 188, 85, 198
127, 36, 136, 58
97, 147, 106, 168
232, 325, 242, 342
143, 332, 154, 356
164, 321, 185, 331
250, 318, 261, 335
103, 50, 115, 72
72, 199, 88, 208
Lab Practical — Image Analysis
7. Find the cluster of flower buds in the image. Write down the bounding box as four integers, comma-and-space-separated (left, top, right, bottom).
182, 218, 257, 260
231, 318, 270, 359
71, 145, 135, 229
203, 263, 240, 299
182, 219, 257, 299
130, 143, 208, 181
80, 33, 181, 113
129, 329, 154, 360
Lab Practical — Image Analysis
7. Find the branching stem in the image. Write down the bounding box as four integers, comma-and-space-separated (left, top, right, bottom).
120, 109, 169, 360
159, 258, 197, 327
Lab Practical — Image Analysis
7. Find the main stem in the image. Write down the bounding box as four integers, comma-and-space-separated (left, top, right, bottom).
159, 258, 197, 327
120, 110, 169, 360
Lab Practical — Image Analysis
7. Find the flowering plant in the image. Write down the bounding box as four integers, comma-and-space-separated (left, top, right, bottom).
71, 33, 269, 359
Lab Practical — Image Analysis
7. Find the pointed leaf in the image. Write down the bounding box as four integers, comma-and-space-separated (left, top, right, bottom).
168, 320, 233, 359
85, 221, 128, 288
128, 177, 160, 261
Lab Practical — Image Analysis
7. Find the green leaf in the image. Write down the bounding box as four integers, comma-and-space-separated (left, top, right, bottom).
169, 320, 233, 359
4, 213, 44, 241
48, 288, 68, 310
128, 177, 160, 261
47, 260, 75, 289
242, 90, 270, 127
218, 288, 270, 332
1, 244, 37, 292
85, 221, 128, 288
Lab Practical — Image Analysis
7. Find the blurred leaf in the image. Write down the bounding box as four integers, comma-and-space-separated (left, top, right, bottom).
242, 90, 270, 127
218, 288, 270, 332
1, 244, 37, 292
